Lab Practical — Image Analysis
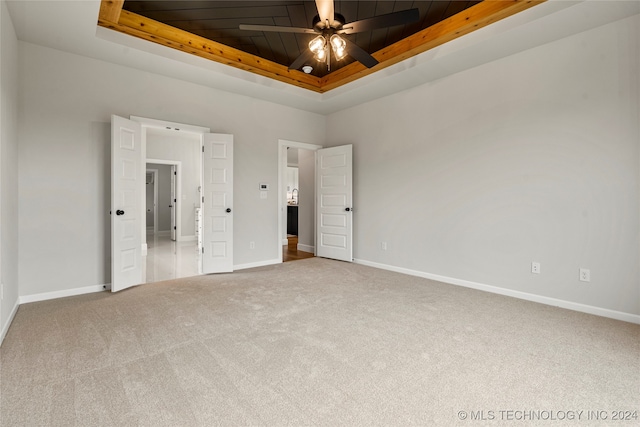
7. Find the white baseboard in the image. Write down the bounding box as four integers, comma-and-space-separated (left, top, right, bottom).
20, 284, 107, 305
234, 258, 281, 271
354, 259, 640, 325
179, 235, 196, 242
297, 243, 314, 253
157, 230, 171, 237
0, 299, 20, 346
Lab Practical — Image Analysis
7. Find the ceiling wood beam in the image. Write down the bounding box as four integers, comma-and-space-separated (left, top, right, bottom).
98, 9, 323, 92
97, 0, 546, 94
320, 0, 546, 92
99, 0, 124, 24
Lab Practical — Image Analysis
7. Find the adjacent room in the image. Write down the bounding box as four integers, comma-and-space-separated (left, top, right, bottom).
0, 0, 638, 425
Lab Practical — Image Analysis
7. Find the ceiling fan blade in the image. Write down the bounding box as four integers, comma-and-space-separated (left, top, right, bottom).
343, 38, 379, 69
315, 0, 335, 28
239, 24, 316, 34
341, 8, 420, 34
288, 49, 315, 71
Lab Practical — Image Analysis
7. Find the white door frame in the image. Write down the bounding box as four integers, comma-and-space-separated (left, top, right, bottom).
131, 116, 210, 257
277, 139, 323, 263
146, 160, 181, 240
170, 165, 177, 241
146, 168, 159, 234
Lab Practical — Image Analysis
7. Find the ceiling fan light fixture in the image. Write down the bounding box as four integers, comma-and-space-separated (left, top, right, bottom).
330, 34, 347, 60
314, 47, 327, 62
309, 35, 326, 55
239, 2, 421, 73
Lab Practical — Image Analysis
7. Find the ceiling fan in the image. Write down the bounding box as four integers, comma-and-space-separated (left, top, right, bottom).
239, 0, 420, 72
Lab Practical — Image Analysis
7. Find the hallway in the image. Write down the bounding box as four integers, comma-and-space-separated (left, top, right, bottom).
144, 232, 200, 283
283, 236, 314, 262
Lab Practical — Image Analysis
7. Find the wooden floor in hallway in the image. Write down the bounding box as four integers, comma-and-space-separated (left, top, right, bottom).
283, 235, 314, 262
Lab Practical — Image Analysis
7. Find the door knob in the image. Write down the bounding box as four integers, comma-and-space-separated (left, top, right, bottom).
226, 208, 232, 213
345, 207, 351, 212
116, 210, 125, 216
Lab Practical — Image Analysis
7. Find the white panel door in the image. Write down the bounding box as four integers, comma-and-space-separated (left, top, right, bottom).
111, 115, 143, 292
170, 164, 177, 241
316, 145, 353, 262
202, 133, 234, 273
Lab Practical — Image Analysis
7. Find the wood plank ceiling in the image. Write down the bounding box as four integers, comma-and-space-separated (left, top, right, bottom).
98, 0, 545, 93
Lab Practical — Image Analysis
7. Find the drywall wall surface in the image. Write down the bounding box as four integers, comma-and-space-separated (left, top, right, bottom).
298, 148, 315, 252
327, 15, 640, 316
1, 0, 20, 341
18, 42, 325, 296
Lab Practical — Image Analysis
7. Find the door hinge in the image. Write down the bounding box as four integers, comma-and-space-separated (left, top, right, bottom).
202, 247, 205, 254
174, 226, 176, 230
174, 171, 177, 175
202, 146, 204, 153
174, 198, 177, 203
202, 196, 204, 203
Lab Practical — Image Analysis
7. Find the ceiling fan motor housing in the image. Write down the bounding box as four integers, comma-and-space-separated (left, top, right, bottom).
313, 13, 346, 32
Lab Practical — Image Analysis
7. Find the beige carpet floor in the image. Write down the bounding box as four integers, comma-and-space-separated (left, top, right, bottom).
1, 258, 638, 426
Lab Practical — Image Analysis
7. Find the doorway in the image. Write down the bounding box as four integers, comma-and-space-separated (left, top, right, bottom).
284, 147, 316, 262
144, 158, 196, 283
111, 115, 234, 292
278, 140, 322, 262
145, 169, 158, 234
146, 161, 178, 239
136, 118, 205, 284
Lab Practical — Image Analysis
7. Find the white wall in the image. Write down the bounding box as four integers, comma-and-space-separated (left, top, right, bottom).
0, 0, 20, 342
327, 15, 640, 318
146, 129, 200, 238
17, 42, 325, 297
297, 149, 315, 252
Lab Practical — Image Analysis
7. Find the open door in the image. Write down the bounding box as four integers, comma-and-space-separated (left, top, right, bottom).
111, 115, 143, 292
170, 164, 177, 241
316, 144, 353, 262
202, 133, 234, 273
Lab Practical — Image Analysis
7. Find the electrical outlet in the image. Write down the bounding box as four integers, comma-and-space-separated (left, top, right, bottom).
531, 262, 540, 274
580, 268, 590, 282
249, 241, 255, 250
381, 242, 387, 251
